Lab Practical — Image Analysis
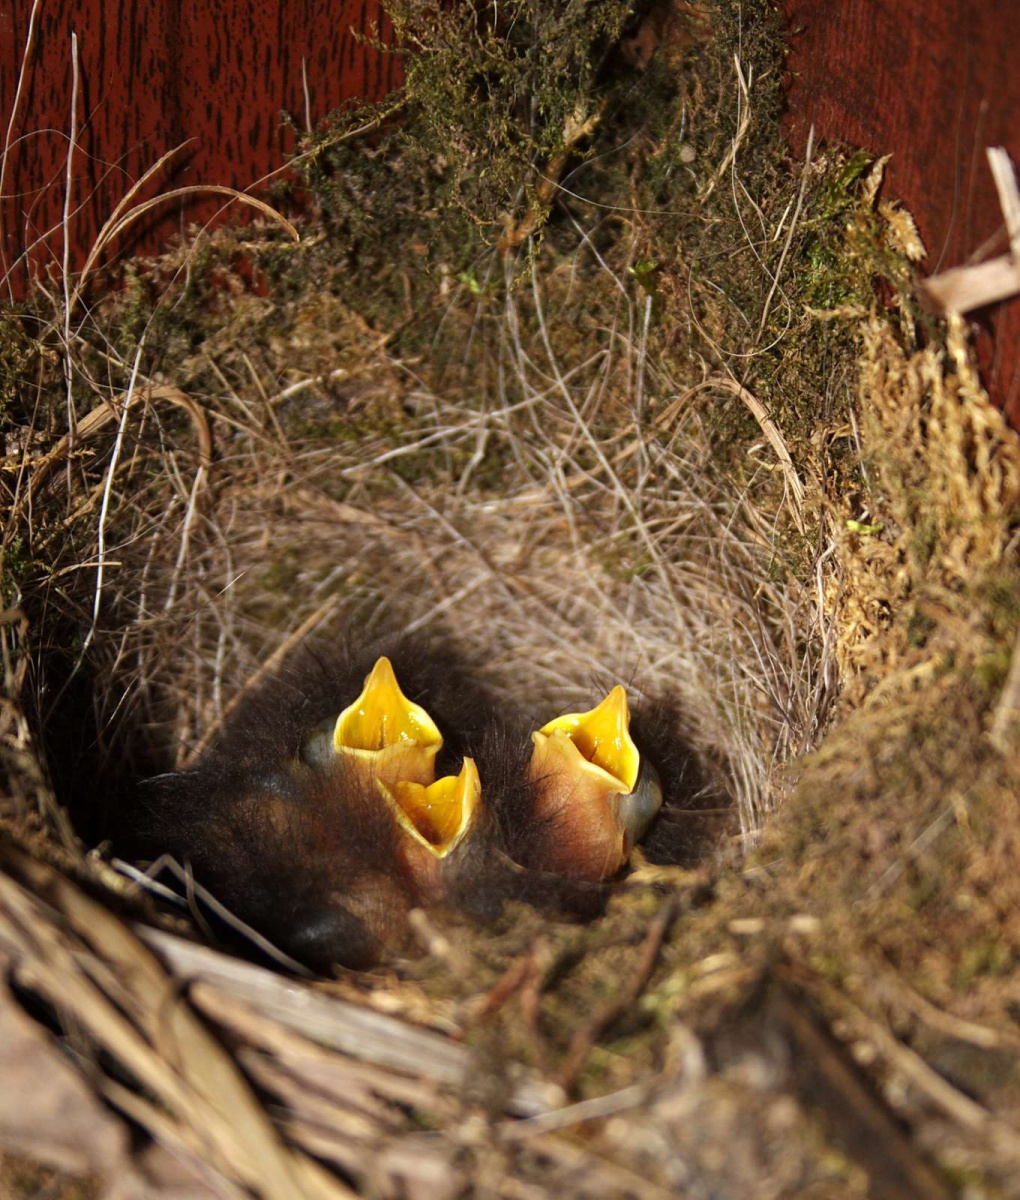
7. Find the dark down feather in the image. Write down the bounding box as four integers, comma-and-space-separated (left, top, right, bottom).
128, 637, 720, 970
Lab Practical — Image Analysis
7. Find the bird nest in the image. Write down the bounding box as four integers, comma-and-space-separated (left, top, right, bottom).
3, 1, 1020, 1196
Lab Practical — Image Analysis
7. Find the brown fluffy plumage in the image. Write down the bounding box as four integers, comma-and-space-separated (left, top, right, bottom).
129, 638, 706, 970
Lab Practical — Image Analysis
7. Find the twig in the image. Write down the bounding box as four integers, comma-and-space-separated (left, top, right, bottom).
922, 252, 1020, 314
803, 976, 1005, 1141
557, 897, 677, 1092
117, 854, 313, 977
1, 849, 344, 1199
61, 31, 81, 444
468, 952, 536, 1022
500, 101, 606, 251
989, 628, 1020, 753
0, 0, 42, 297
99, 1077, 250, 1200
497, 1082, 651, 1141
769, 981, 954, 1200
922, 147, 1020, 313
988, 146, 1020, 257
875, 956, 1020, 1052
78, 338, 145, 662
503, 1130, 678, 1200
136, 925, 562, 1119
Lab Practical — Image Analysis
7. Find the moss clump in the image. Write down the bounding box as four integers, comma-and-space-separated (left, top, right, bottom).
0, 309, 38, 431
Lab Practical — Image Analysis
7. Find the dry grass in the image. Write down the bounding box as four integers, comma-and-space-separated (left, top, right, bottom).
4, 195, 833, 848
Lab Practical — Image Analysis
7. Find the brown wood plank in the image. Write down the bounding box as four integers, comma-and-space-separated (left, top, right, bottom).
782, 0, 1020, 425
0, 0, 401, 294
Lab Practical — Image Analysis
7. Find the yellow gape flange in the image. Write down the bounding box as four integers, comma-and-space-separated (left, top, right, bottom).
536, 685, 639, 794
528, 685, 661, 881
333, 656, 443, 788
378, 757, 481, 858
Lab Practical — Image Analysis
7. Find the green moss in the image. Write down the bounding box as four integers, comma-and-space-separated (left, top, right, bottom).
974, 647, 1012, 693
953, 938, 1017, 990
816, 148, 873, 219
0, 536, 29, 605
906, 608, 936, 648
0, 309, 37, 429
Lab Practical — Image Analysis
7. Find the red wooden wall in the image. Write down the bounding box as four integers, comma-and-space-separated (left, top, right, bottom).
3, 1, 1018, 424
782, 0, 1020, 425
0, 0, 401, 295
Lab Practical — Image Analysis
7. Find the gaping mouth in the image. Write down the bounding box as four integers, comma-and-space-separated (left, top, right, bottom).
332, 657, 479, 857
332, 656, 444, 787
534, 685, 640, 794
377, 758, 481, 858
334, 655, 443, 752
530, 685, 662, 857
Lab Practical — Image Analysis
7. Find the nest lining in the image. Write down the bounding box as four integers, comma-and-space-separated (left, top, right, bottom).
3, 0, 1020, 1194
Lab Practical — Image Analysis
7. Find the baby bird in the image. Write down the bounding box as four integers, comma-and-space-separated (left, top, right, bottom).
305, 653, 480, 896
520, 686, 663, 882
133, 643, 489, 969
130, 642, 673, 971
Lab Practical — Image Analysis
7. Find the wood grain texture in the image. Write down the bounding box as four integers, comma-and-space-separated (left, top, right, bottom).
0, 0, 401, 292
6, 2, 1017, 424
782, 0, 1020, 424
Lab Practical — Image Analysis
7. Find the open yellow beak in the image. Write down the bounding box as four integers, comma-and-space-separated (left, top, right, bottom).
330, 658, 479, 867
527, 685, 662, 880
333, 656, 443, 786
378, 757, 481, 858
536, 685, 640, 794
